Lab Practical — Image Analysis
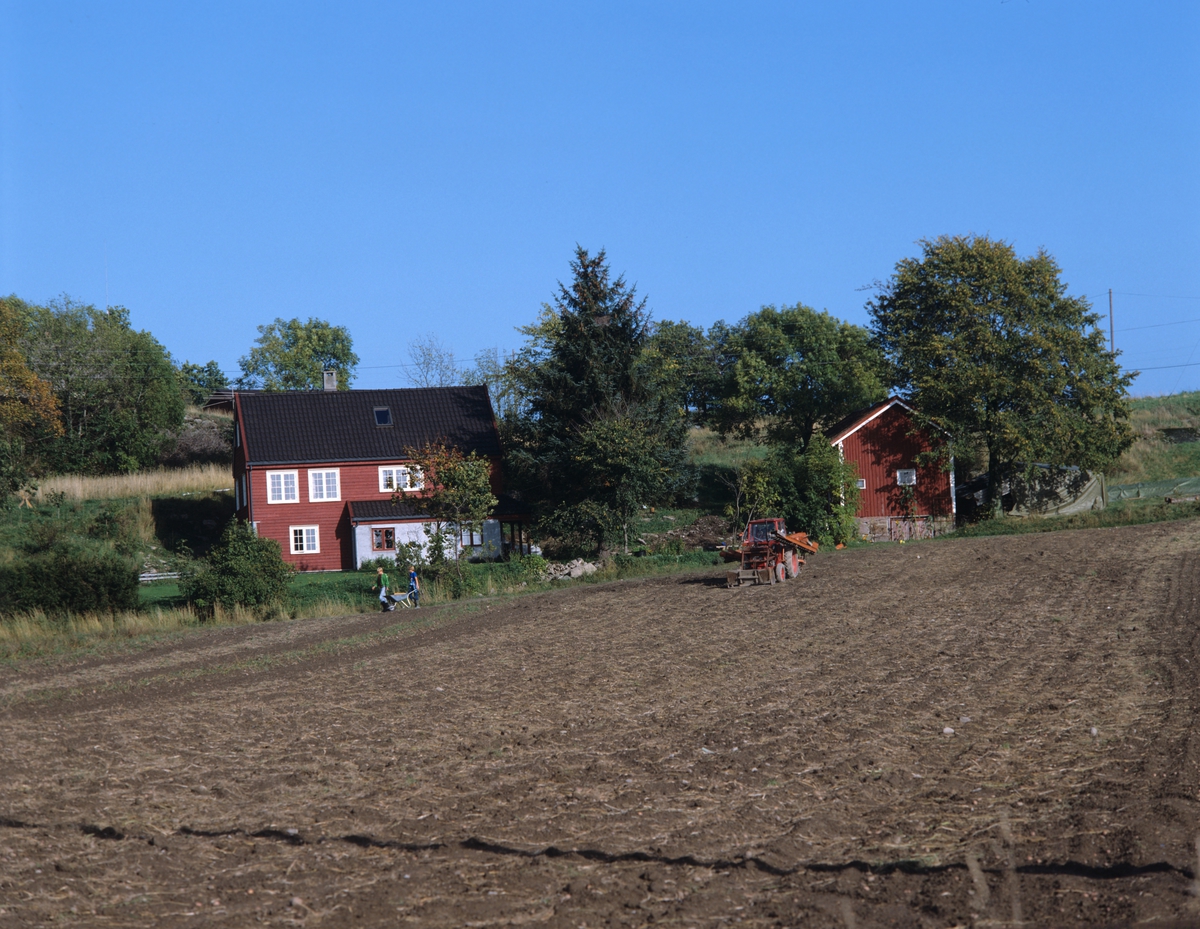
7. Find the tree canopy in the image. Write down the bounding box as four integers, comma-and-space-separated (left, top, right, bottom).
20, 298, 185, 474
237, 317, 358, 391
178, 360, 230, 406
715, 303, 888, 448
640, 319, 723, 424
0, 296, 62, 495
504, 247, 692, 551
401, 443, 498, 571
868, 235, 1134, 509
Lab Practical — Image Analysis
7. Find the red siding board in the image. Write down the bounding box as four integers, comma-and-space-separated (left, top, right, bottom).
235, 456, 503, 571
837, 406, 952, 519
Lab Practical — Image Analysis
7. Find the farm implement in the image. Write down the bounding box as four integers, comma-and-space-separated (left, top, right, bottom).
723, 517, 819, 587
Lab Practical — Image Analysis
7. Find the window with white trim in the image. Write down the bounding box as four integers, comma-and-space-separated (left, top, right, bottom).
267, 470, 299, 503
856, 478, 867, 490
379, 465, 424, 493
308, 469, 340, 501
290, 525, 320, 554
897, 469, 917, 486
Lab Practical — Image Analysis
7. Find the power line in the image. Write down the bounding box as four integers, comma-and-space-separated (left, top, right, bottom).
1112, 291, 1200, 301
1129, 361, 1200, 371
1121, 317, 1200, 332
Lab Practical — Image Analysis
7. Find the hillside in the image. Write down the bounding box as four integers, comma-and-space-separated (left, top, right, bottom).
1108, 390, 1200, 484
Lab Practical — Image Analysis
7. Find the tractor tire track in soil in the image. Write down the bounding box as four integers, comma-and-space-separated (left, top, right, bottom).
2, 520, 1200, 926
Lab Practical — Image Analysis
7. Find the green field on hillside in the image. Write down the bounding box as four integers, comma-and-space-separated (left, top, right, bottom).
1108, 390, 1200, 484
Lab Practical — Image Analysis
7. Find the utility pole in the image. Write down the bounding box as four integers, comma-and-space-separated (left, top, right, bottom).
1108, 289, 1114, 354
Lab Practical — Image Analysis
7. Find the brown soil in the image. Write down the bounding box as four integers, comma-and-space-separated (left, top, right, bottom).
3, 520, 1200, 927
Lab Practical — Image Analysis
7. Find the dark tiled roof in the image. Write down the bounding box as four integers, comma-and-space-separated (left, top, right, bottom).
238, 387, 501, 465
348, 499, 431, 522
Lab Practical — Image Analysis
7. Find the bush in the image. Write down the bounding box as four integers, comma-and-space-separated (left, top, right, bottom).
181, 521, 294, 616
769, 433, 861, 546
0, 545, 138, 615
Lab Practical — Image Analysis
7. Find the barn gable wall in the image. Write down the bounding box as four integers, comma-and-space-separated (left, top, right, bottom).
836, 404, 953, 520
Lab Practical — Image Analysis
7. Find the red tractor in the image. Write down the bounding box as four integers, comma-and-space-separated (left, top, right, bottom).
724, 517, 819, 587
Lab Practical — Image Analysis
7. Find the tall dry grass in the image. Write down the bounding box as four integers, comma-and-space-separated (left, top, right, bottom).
35, 463, 233, 502
0, 602, 263, 659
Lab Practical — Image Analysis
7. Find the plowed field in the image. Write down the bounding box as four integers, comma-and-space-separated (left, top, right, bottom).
3, 519, 1200, 927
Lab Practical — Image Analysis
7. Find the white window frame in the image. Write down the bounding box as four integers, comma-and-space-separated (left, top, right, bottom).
266, 470, 299, 504
897, 469, 917, 486
379, 465, 424, 493
856, 478, 867, 490
290, 525, 320, 554
308, 469, 341, 502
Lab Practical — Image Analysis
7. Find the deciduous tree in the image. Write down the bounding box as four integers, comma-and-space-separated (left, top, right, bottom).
0, 297, 61, 497
640, 319, 724, 424
237, 317, 358, 391
868, 235, 1134, 513
400, 443, 498, 575
178, 360, 230, 406
405, 334, 464, 388
715, 304, 887, 447
21, 298, 184, 474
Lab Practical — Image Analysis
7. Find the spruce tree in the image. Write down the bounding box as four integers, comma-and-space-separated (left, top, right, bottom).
506, 247, 692, 551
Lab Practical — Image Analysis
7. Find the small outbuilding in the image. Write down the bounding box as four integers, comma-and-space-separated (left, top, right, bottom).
826, 397, 955, 541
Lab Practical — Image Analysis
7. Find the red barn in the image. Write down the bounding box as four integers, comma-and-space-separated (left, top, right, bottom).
826, 397, 955, 541
232, 386, 529, 571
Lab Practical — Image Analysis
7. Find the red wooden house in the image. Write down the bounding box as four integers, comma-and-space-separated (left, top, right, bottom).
826, 397, 955, 540
232, 386, 529, 571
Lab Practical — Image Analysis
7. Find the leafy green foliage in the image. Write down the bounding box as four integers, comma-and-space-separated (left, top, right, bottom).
570, 412, 680, 552
181, 521, 295, 615
401, 443, 498, 573
641, 320, 723, 423
178, 360, 230, 405
869, 236, 1134, 512
237, 317, 359, 391
19, 299, 184, 475
0, 296, 62, 498
767, 432, 861, 545
715, 304, 887, 446
0, 545, 139, 615
721, 458, 781, 532
505, 247, 693, 551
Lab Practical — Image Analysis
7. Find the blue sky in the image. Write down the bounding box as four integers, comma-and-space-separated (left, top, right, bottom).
2, 2, 1198, 395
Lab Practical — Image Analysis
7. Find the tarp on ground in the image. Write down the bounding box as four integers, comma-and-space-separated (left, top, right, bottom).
1003, 465, 1107, 517
1109, 476, 1200, 501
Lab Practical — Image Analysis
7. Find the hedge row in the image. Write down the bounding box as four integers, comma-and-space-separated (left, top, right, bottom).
0, 547, 138, 615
